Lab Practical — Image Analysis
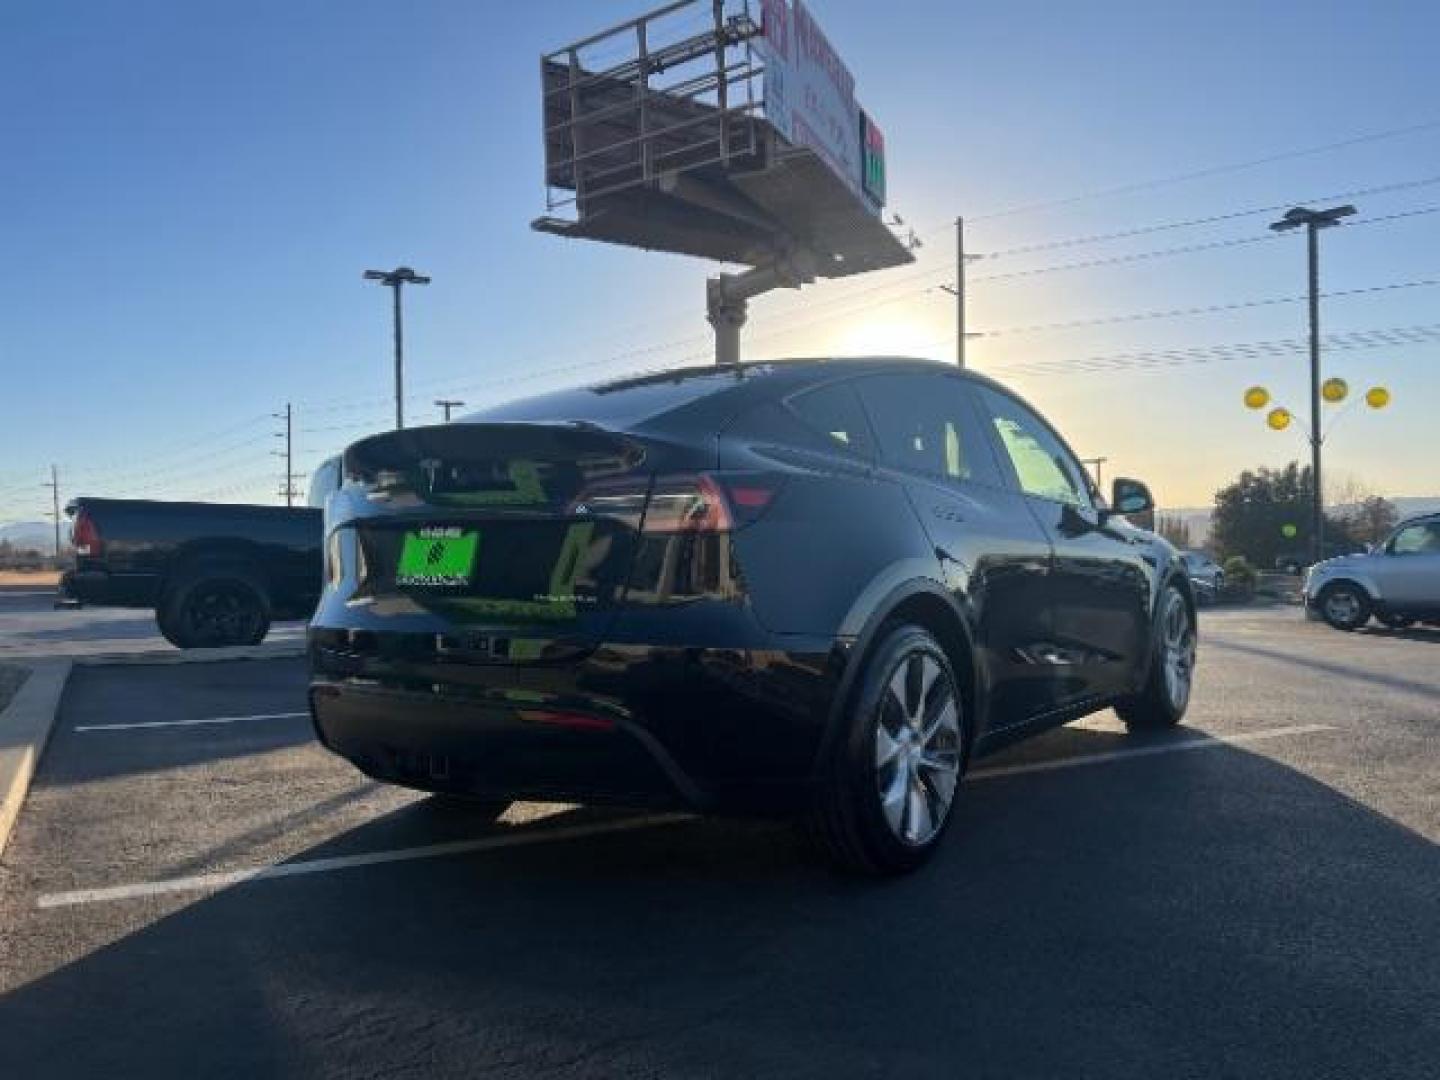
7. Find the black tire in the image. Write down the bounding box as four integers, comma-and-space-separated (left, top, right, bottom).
159, 563, 272, 649
1375, 611, 1414, 629
1116, 582, 1195, 732
1317, 581, 1372, 632
809, 624, 967, 876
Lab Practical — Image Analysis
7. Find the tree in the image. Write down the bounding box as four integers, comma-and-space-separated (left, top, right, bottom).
1155, 514, 1192, 548
1345, 495, 1399, 546
1210, 462, 1353, 566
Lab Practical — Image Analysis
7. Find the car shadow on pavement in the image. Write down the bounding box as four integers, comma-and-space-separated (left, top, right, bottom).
3, 730, 1437, 1079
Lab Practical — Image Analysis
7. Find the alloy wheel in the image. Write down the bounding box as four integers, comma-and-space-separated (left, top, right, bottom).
873, 649, 962, 847
1324, 591, 1362, 626
1159, 590, 1197, 711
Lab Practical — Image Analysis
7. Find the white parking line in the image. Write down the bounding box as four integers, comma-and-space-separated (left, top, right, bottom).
968, 723, 1335, 782
74, 711, 310, 733
36, 724, 1335, 911
36, 814, 694, 910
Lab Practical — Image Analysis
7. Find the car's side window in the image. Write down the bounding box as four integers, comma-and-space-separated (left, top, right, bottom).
788, 380, 876, 458
853, 373, 1000, 488
1390, 522, 1440, 554
975, 386, 1091, 509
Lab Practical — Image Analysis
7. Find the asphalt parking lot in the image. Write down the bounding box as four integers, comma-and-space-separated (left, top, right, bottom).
1, 607, 1437, 1078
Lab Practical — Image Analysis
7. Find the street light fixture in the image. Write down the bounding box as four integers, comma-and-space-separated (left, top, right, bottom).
363, 265, 431, 430
435, 398, 465, 422
1267, 204, 1356, 563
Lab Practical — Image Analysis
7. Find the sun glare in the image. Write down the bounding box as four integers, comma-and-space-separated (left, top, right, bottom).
831, 314, 948, 360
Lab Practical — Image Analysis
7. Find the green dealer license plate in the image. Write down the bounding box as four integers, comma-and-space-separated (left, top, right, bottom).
396, 527, 479, 588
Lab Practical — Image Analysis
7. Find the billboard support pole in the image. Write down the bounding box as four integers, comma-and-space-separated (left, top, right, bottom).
706, 250, 818, 365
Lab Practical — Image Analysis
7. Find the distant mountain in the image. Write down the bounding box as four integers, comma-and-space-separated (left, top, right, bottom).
0, 521, 59, 553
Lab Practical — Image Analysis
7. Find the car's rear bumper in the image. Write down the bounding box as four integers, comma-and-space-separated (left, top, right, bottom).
308, 628, 844, 813
60, 569, 157, 607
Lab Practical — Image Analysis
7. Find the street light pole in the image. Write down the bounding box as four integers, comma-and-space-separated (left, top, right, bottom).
435, 399, 465, 422
1268, 204, 1355, 565
363, 266, 431, 430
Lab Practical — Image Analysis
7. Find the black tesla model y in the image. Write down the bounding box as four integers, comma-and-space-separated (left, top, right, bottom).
309, 358, 1197, 874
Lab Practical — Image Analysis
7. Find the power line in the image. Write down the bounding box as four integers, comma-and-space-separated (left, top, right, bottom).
959, 204, 1440, 288
977, 277, 1440, 337
989, 321, 1440, 378
960, 118, 1440, 225
980, 174, 1440, 259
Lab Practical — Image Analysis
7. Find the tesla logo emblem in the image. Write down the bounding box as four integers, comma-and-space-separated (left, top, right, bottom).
573, 503, 591, 516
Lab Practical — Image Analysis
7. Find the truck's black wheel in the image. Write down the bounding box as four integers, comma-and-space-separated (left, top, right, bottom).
159, 564, 271, 648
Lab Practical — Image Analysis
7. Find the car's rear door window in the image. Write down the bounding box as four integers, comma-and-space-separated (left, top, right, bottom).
853, 373, 999, 487
788, 380, 876, 457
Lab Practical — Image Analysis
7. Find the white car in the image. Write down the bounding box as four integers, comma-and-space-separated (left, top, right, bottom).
1304, 514, 1440, 630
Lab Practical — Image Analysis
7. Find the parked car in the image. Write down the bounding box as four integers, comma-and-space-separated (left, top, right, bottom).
1181, 550, 1225, 604
308, 358, 1198, 874
1304, 513, 1440, 630
62, 458, 340, 648
1275, 539, 1365, 576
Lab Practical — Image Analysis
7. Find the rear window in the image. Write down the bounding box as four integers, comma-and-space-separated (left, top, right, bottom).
788, 381, 875, 457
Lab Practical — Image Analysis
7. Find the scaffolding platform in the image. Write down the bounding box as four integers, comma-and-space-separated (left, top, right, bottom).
534, 0, 912, 280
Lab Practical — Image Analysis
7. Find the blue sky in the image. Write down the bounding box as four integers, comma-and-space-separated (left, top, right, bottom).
2, 0, 1437, 523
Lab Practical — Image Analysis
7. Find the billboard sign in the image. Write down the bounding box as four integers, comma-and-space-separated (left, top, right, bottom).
759, 0, 884, 214
860, 110, 886, 206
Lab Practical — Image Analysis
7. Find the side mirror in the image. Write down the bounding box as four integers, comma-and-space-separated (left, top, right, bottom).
1109, 477, 1154, 517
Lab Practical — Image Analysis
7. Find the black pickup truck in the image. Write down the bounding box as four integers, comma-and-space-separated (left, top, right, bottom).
62, 459, 338, 648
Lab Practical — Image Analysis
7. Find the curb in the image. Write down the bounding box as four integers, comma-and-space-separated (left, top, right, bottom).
0, 660, 72, 860
72, 642, 307, 668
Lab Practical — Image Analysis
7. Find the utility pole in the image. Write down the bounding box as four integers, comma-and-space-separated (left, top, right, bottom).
1081, 456, 1108, 489
1268, 204, 1356, 565
435, 398, 465, 422
363, 265, 431, 429
937, 217, 984, 367
43, 465, 61, 557
955, 216, 966, 367
273, 403, 300, 506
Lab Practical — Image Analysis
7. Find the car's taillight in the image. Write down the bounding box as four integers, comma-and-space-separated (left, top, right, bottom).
569, 472, 783, 534
642, 475, 733, 534
72, 510, 101, 557
643, 473, 784, 533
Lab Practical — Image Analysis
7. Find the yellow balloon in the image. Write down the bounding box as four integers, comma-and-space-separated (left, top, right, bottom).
1322, 377, 1348, 404
1243, 386, 1270, 410
1266, 407, 1292, 431
1365, 386, 1390, 409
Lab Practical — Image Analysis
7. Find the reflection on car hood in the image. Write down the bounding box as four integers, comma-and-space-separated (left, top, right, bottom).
1311, 554, 1367, 573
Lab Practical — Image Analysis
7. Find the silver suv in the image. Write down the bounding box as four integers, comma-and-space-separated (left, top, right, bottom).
1305, 514, 1440, 630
